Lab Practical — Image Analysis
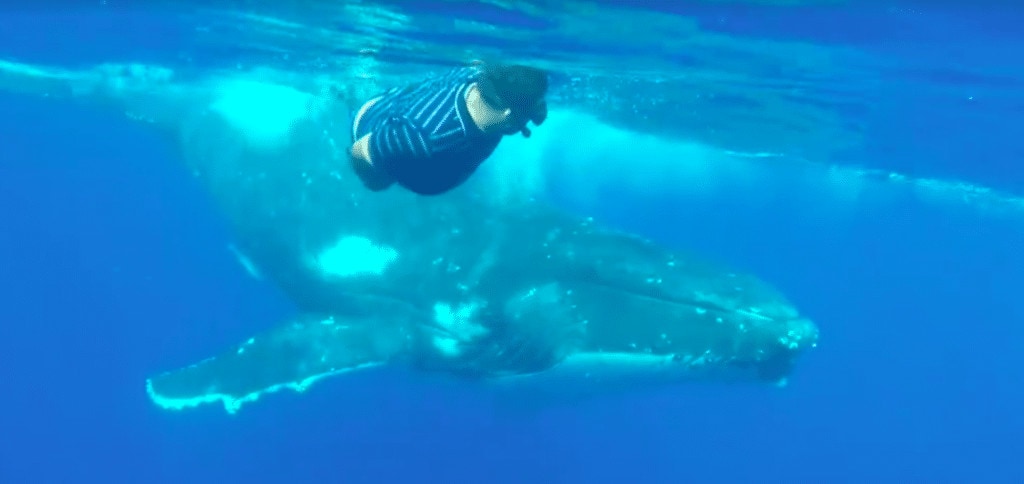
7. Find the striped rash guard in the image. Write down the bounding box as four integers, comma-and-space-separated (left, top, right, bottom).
353, 65, 503, 195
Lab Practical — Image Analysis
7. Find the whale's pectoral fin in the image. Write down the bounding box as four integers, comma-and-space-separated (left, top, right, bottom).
145, 314, 411, 414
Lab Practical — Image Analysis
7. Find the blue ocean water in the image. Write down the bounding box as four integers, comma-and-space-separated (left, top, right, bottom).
1, 3, 1023, 483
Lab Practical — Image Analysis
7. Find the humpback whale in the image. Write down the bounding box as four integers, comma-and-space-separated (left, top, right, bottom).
0, 59, 819, 414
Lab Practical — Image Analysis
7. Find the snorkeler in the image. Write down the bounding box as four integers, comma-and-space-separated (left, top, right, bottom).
348, 60, 549, 196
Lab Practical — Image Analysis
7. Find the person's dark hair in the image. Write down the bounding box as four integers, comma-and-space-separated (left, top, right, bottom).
477, 64, 548, 117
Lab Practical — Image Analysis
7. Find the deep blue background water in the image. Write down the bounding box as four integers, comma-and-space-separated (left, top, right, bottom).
2, 5, 1024, 484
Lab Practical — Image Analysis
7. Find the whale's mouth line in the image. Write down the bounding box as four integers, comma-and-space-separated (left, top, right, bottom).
343, 280, 782, 327
578, 280, 783, 324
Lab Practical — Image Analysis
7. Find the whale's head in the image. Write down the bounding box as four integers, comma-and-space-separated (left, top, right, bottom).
566, 274, 820, 383
483, 227, 820, 394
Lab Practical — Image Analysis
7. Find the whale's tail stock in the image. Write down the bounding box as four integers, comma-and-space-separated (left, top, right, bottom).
0, 59, 81, 100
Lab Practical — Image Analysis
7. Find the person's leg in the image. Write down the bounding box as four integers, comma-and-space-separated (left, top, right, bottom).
352, 96, 382, 142
349, 96, 394, 191
350, 155, 394, 191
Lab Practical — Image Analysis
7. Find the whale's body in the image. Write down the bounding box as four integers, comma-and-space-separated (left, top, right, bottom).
1, 59, 818, 413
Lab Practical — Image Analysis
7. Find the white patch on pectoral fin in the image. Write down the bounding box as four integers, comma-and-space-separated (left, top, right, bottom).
312, 235, 398, 278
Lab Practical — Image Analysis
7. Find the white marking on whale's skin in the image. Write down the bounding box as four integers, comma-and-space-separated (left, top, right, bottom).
237, 337, 256, 355
312, 235, 398, 278
432, 337, 461, 357
431, 301, 489, 357
776, 319, 819, 352
208, 80, 312, 152
228, 244, 262, 280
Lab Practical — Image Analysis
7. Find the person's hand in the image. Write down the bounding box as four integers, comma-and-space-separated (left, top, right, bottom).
530, 100, 547, 126
518, 100, 548, 138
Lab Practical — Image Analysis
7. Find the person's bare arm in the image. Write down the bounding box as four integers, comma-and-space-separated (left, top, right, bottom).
350, 97, 380, 164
